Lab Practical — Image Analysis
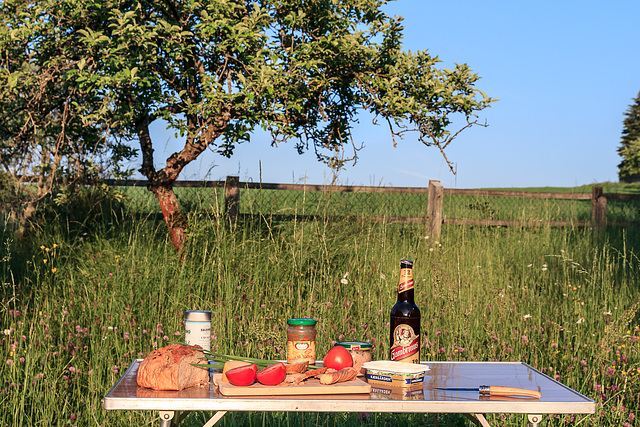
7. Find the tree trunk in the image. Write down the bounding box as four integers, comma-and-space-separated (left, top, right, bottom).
149, 183, 188, 253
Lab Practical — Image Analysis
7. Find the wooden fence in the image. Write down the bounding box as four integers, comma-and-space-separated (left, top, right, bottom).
107, 177, 640, 240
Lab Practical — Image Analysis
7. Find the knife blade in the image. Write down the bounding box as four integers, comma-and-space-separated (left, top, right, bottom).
433, 385, 541, 399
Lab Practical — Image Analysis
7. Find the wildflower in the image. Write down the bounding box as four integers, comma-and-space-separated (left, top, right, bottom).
6, 359, 13, 365
3, 329, 9, 336
576, 317, 585, 324
70, 414, 76, 421
340, 278, 348, 285
51, 268, 57, 274
523, 314, 532, 321
527, 264, 532, 268
541, 264, 547, 271
174, 331, 181, 336
19, 357, 25, 363
326, 301, 333, 308
380, 274, 386, 280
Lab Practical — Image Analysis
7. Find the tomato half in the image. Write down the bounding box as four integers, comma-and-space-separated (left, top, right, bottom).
322, 345, 353, 370
225, 363, 257, 386
256, 362, 287, 386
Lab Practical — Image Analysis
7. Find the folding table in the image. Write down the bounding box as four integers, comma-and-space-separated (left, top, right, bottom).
103, 360, 596, 427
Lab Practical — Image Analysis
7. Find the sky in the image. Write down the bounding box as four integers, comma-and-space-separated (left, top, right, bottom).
145, 0, 640, 189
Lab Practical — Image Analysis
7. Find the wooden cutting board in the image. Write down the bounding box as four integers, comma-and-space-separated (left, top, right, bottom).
213, 374, 371, 397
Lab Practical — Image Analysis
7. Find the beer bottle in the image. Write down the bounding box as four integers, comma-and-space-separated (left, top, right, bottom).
389, 259, 421, 363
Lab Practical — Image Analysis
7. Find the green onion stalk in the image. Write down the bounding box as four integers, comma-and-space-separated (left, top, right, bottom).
192, 351, 321, 370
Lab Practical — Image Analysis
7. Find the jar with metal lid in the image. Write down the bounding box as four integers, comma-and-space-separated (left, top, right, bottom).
185, 310, 212, 351
336, 341, 372, 375
286, 318, 317, 364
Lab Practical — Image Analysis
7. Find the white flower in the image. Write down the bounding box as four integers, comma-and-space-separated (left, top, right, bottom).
380, 274, 386, 280
527, 264, 533, 268
523, 314, 532, 320
603, 311, 612, 316
576, 317, 585, 324
3, 329, 10, 336
340, 278, 348, 285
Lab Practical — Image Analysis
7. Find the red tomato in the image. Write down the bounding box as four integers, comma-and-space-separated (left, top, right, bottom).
256, 362, 287, 386
225, 363, 257, 386
323, 346, 353, 370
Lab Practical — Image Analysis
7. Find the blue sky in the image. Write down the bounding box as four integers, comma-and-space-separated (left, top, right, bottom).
148, 0, 640, 189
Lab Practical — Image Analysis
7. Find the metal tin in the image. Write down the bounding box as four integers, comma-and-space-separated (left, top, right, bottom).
185, 310, 211, 351
286, 318, 317, 364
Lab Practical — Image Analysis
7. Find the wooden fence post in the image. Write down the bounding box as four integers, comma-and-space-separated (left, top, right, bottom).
591, 186, 606, 230
225, 176, 240, 225
427, 180, 444, 241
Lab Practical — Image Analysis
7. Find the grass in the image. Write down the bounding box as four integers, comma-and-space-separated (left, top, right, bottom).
1, 185, 639, 426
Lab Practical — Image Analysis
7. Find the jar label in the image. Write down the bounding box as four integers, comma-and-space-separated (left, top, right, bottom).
185, 321, 211, 351
287, 340, 316, 364
390, 324, 419, 363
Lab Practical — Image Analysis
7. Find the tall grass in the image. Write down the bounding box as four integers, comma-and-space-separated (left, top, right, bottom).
1, 188, 639, 426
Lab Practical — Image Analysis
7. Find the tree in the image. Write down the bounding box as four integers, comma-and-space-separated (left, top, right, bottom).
2, 0, 495, 253
0, 0, 136, 239
618, 90, 640, 182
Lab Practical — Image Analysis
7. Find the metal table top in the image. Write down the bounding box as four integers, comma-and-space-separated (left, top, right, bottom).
103, 360, 595, 415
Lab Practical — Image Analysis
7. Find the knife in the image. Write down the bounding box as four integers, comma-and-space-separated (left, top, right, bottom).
434, 385, 541, 399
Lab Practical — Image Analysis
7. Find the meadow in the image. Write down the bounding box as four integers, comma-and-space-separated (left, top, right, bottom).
1, 184, 639, 426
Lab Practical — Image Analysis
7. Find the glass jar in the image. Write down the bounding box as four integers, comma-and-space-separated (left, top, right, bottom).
336, 341, 372, 375
286, 318, 317, 364
184, 310, 212, 351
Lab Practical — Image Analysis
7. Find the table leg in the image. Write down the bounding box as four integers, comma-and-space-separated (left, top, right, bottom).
527, 414, 543, 427
462, 413, 491, 427
202, 411, 228, 427
158, 411, 175, 427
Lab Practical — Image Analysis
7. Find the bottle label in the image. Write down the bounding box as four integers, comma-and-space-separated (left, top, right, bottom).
398, 268, 414, 293
287, 340, 316, 364
390, 324, 420, 363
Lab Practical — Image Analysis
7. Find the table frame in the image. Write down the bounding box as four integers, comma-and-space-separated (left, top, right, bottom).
103, 360, 596, 427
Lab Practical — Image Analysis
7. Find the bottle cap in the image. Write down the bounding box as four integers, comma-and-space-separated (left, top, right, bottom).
185, 310, 211, 322
287, 318, 317, 326
400, 259, 413, 267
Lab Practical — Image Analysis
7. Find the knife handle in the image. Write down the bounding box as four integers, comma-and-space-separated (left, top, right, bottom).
480, 386, 541, 399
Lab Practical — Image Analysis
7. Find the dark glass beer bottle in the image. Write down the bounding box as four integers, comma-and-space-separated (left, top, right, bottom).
389, 259, 421, 363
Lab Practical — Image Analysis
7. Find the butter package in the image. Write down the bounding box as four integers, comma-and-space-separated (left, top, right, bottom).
363, 361, 429, 389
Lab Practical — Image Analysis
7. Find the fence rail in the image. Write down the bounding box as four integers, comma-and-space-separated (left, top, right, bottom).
106, 178, 640, 240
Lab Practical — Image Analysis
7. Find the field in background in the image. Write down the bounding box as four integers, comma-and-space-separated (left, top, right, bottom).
1, 184, 639, 426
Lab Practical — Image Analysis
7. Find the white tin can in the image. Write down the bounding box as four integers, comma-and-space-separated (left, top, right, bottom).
184, 310, 211, 351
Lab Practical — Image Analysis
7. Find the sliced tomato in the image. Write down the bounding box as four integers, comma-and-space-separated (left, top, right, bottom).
323, 345, 353, 370
225, 363, 257, 386
256, 362, 287, 386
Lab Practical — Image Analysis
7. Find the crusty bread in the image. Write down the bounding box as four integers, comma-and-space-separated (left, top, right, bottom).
137, 344, 209, 391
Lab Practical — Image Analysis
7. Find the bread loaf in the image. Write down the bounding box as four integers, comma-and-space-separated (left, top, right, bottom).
137, 344, 209, 391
